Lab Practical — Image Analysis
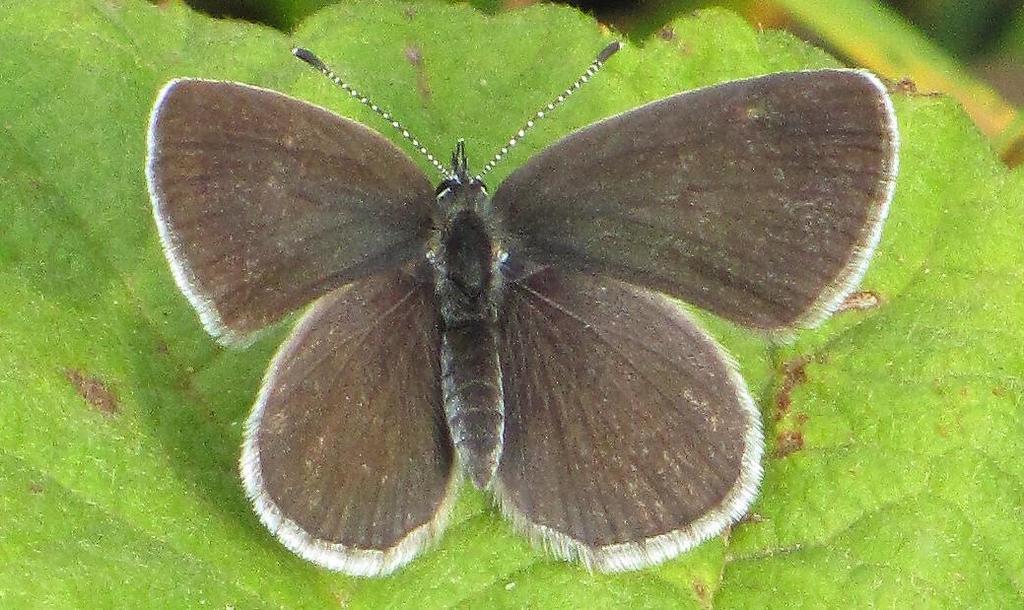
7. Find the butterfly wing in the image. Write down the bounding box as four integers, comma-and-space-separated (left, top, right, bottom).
240, 268, 455, 576
492, 70, 898, 331
147, 79, 435, 345
493, 267, 762, 571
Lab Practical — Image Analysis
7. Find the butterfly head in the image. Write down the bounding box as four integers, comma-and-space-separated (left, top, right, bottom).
435, 139, 489, 213
450, 139, 471, 183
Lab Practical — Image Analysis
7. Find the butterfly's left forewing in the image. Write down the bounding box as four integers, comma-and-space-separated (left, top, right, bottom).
493, 268, 763, 571
147, 79, 435, 346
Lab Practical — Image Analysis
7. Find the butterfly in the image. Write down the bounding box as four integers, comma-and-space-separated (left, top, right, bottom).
145, 41, 898, 576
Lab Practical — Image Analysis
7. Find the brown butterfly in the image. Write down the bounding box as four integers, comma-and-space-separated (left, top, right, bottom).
146, 42, 898, 575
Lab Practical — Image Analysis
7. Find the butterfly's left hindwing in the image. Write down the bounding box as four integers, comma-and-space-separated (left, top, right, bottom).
241, 269, 456, 577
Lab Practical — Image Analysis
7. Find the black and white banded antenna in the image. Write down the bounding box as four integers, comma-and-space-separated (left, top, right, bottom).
293, 47, 450, 179
475, 41, 622, 182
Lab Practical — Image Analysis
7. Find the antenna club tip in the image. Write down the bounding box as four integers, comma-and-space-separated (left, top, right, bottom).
597, 41, 622, 63
292, 47, 326, 70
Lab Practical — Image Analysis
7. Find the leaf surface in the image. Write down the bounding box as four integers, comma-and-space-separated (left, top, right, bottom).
0, 2, 1020, 607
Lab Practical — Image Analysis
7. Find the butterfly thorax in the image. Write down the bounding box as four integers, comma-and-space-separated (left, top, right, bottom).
427, 171, 507, 490
430, 189, 502, 322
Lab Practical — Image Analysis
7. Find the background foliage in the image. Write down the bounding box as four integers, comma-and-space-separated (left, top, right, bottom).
1, 0, 1021, 607
177, 0, 1024, 165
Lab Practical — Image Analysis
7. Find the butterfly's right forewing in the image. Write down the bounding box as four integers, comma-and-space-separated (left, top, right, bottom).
492, 70, 897, 332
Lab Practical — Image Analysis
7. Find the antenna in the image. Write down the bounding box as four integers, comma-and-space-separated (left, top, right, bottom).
475, 41, 622, 182
293, 47, 450, 178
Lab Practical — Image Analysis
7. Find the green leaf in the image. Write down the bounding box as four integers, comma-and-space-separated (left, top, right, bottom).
1, 1, 1021, 607
773, 0, 1024, 166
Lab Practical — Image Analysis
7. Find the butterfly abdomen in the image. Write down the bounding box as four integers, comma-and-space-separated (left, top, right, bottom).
440, 321, 503, 488
431, 205, 505, 489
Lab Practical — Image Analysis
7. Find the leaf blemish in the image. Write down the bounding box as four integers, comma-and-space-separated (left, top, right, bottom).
738, 511, 765, 525
28, 481, 44, 494
692, 578, 709, 603
405, 44, 422, 66
894, 77, 942, 98
775, 430, 805, 458
895, 77, 918, 94
658, 27, 675, 41
836, 290, 882, 313
63, 367, 119, 415
405, 44, 432, 101
774, 356, 809, 419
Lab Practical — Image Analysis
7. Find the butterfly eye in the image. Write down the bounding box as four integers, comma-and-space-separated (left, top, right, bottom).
435, 177, 460, 197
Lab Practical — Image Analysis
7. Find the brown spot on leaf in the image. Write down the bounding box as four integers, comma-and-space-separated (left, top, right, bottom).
936, 412, 964, 439
28, 481, 44, 494
893, 77, 942, 98
405, 44, 432, 101
895, 77, 917, 93
64, 368, 119, 415
992, 385, 1007, 397
774, 356, 809, 419
657, 27, 675, 41
332, 588, 350, 607
775, 430, 805, 458
403, 5, 416, 19
405, 44, 422, 66
692, 579, 709, 604
1004, 138, 1024, 168
836, 290, 882, 313
738, 511, 765, 525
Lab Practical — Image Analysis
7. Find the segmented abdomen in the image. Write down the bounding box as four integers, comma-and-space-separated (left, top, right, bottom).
441, 320, 504, 489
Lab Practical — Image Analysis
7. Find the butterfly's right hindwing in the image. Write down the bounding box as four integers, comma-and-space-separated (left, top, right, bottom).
493, 267, 763, 572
